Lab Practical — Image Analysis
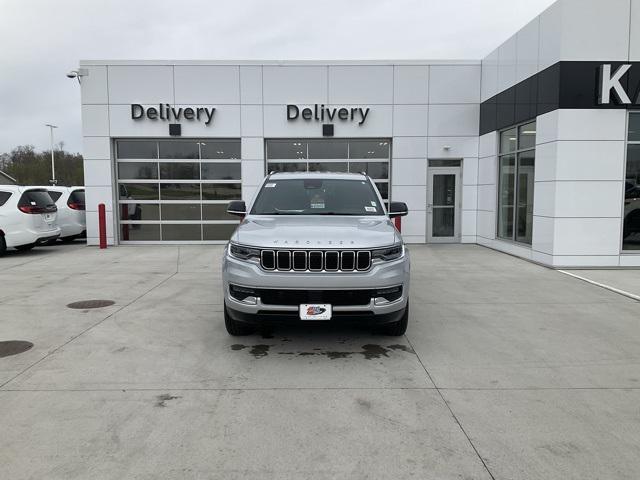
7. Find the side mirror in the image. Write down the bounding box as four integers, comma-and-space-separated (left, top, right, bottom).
227, 200, 246, 217
388, 201, 408, 218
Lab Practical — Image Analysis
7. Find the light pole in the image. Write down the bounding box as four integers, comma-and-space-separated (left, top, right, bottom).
45, 124, 58, 185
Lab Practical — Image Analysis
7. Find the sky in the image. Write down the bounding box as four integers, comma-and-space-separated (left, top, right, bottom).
0, 0, 556, 154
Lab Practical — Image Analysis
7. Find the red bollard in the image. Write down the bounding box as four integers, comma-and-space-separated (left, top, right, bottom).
98, 203, 107, 249
394, 216, 402, 233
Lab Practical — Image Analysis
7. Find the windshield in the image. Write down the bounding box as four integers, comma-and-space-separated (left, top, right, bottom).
250, 178, 384, 216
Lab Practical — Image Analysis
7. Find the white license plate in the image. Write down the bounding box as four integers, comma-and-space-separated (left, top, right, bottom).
299, 304, 332, 321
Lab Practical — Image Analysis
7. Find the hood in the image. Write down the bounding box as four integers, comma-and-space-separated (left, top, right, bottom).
232, 215, 399, 249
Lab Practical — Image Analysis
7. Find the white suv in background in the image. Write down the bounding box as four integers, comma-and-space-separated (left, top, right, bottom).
44, 186, 86, 241
0, 186, 60, 255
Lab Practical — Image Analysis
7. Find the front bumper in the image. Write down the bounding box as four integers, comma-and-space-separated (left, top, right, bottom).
222, 246, 410, 324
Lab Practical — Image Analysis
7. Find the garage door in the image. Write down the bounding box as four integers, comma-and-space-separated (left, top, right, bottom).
116, 139, 241, 243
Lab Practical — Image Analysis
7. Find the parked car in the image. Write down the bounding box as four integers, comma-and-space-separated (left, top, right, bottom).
43, 186, 86, 241
222, 172, 410, 336
0, 186, 60, 255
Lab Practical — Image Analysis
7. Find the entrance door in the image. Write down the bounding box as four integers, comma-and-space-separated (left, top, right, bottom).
427, 167, 461, 243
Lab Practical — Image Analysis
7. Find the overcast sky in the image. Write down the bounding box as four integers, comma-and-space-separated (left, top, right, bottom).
0, 0, 556, 154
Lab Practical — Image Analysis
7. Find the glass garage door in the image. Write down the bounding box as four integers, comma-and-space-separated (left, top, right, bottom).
265, 139, 390, 203
116, 139, 241, 243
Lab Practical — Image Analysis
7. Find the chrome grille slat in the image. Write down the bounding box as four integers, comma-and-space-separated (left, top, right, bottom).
325, 251, 339, 271
259, 249, 371, 272
276, 250, 291, 271
341, 251, 355, 271
308, 251, 323, 271
293, 251, 307, 271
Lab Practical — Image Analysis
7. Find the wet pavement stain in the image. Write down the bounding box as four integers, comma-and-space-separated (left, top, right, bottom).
249, 345, 270, 358
0, 340, 34, 358
155, 394, 181, 407
231, 343, 415, 360
67, 300, 115, 309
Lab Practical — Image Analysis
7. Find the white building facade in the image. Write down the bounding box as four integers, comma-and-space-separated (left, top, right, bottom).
79, 0, 640, 267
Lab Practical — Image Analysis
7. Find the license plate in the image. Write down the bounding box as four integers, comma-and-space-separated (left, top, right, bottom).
299, 304, 332, 321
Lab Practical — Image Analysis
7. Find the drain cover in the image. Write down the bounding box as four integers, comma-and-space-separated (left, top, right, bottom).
0, 341, 34, 358
67, 300, 115, 309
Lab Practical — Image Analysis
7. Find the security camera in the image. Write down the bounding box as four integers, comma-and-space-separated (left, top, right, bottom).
65, 68, 87, 84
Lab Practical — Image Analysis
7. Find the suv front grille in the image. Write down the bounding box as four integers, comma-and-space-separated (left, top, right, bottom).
260, 249, 371, 272
257, 288, 373, 306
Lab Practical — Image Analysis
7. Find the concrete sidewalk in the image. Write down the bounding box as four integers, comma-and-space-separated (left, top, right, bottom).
1, 243, 639, 479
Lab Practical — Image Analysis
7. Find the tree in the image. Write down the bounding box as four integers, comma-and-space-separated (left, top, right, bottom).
1, 145, 84, 186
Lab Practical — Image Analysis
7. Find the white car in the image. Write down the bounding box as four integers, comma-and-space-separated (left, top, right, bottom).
0, 185, 61, 255
44, 186, 86, 241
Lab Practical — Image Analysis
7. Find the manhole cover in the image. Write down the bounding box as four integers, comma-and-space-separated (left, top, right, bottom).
0, 341, 34, 358
67, 300, 115, 309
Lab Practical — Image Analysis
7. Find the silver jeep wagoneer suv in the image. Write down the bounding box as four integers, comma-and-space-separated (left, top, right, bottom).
222, 172, 410, 336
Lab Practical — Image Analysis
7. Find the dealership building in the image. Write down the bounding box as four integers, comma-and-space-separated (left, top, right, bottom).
78, 0, 640, 267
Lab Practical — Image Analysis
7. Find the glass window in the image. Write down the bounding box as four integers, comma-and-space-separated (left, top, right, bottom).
428, 159, 462, 168
497, 155, 515, 240
162, 224, 202, 241
201, 162, 241, 180
628, 113, 640, 142
349, 140, 389, 159
202, 183, 241, 200
375, 182, 388, 200
160, 162, 200, 180
308, 140, 348, 159
119, 203, 160, 221
500, 128, 517, 154
201, 141, 240, 159
117, 141, 157, 159
497, 121, 535, 245
623, 142, 640, 250
0, 191, 11, 206
120, 224, 160, 241
159, 141, 199, 159
267, 140, 307, 159
160, 183, 201, 200
48, 191, 63, 202
161, 203, 201, 221
118, 162, 158, 180
203, 223, 239, 240
250, 178, 383, 216
119, 183, 159, 200
349, 162, 388, 179
203, 204, 237, 221
267, 162, 307, 173
518, 122, 536, 150
515, 151, 535, 244
309, 162, 348, 173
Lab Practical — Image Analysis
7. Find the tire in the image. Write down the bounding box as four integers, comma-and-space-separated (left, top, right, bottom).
378, 302, 409, 336
224, 302, 255, 336
60, 235, 78, 243
15, 243, 35, 252
0, 236, 6, 257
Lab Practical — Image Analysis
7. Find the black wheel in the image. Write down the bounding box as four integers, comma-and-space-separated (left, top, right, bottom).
15, 243, 35, 252
0, 236, 6, 257
224, 302, 254, 336
378, 303, 409, 336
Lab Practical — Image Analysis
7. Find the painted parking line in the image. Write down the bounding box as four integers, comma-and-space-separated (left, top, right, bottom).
558, 270, 640, 302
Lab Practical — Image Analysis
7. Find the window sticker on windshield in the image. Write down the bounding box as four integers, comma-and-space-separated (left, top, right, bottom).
365, 206, 377, 212
370, 201, 377, 206
311, 202, 325, 209
265, 183, 276, 188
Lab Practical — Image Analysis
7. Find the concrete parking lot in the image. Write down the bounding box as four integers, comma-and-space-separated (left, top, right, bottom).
1, 243, 640, 480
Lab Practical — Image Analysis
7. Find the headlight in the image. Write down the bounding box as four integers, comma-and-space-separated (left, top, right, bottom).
372, 243, 404, 261
229, 243, 261, 261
